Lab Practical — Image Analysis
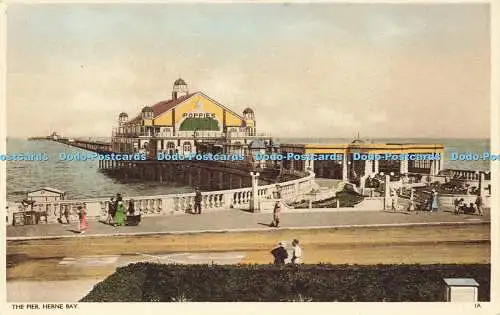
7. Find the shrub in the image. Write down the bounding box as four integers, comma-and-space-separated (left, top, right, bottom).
80, 263, 149, 302
80, 263, 490, 302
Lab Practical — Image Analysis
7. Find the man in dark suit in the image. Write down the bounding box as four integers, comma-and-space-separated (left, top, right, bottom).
271, 241, 288, 265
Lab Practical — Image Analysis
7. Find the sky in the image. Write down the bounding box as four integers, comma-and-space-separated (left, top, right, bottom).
7, 2, 491, 139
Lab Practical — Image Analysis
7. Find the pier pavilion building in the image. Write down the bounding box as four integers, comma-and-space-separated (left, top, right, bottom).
112, 79, 274, 158
280, 139, 445, 181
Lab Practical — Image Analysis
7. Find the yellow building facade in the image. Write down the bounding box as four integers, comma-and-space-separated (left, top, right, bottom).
280, 140, 445, 180
112, 79, 267, 157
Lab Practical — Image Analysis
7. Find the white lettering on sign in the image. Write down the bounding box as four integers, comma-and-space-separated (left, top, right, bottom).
182, 112, 216, 119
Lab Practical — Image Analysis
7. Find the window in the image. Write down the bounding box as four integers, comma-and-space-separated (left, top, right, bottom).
183, 142, 192, 153
413, 160, 431, 169
166, 141, 175, 155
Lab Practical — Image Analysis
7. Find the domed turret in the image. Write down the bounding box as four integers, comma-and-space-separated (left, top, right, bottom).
172, 78, 189, 100
243, 107, 254, 119
118, 112, 128, 125
243, 107, 256, 136
141, 106, 154, 120
174, 78, 186, 86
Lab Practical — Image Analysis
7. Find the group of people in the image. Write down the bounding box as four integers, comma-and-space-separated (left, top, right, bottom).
409, 189, 484, 216
454, 195, 483, 216
106, 193, 136, 226
411, 189, 439, 213
271, 239, 302, 265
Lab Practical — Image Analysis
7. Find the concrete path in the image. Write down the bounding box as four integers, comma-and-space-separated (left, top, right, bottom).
7, 208, 490, 240
7, 279, 104, 302
55, 251, 248, 268
6, 249, 292, 302
7, 251, 252, 302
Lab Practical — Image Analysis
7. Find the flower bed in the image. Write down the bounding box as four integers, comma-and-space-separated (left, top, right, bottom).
80, 263, 490, 302
290, 191, 364, 209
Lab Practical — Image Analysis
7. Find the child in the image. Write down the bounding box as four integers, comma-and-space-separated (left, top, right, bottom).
78, 205, 88, 234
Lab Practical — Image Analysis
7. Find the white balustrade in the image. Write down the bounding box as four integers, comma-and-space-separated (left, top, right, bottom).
8, 171, 316, 222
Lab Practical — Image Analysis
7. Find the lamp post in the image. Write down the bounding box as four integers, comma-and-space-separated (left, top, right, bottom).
250, 172, 260, 212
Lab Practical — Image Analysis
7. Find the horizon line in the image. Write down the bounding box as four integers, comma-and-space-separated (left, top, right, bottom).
5, 135, 491, 140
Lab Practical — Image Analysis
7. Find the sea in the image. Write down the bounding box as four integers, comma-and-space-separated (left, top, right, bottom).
4, 137, 490, 202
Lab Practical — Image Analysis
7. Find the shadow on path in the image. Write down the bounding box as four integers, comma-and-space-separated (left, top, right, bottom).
258, 222, 273, 227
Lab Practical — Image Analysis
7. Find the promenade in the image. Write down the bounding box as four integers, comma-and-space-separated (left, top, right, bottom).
7, 207, 490, 240
7, 208, 490, 302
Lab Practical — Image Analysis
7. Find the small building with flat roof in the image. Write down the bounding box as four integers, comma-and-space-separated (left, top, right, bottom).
280, 139, 445, 182
27, 187, 66, 203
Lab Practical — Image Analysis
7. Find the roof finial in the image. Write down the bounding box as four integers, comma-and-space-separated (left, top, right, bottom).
357, 131, 360, 139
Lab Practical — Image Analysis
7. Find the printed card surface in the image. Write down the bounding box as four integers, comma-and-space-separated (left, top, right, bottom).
0, 1, 498, 315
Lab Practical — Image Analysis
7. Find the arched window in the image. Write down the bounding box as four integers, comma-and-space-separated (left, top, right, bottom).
183, 142, 192, 153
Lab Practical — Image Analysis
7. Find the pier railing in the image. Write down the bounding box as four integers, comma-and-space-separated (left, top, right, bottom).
439, 169, 491, 181
9, 171, 315, 223
112, 130, 272, 139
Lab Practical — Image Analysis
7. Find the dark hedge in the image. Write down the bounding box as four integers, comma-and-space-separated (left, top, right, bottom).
80, 263, 490, 302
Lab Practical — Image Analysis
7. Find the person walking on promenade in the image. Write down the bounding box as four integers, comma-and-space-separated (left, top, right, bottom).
114, 200, 126, 226
63, 205, 71, 224
194, 187, 202, 214
77, 204, 88, 234
115, 193, 123, 208
291, 239, 302, 264
128, 199, 135, 216
58, 205, 71, 224
271, 241, 288, 265
475, 194, 483, 216
391, 190, 398, 212
454, 198, 465, 215
431, 189, 438, 212
271, 200, 281, 227
107, 197, 115, 225
453, 197, 459, 215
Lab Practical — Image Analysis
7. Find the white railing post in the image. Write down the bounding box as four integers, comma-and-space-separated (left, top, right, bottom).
249, 172, 260, 212
161, 197, 174, 215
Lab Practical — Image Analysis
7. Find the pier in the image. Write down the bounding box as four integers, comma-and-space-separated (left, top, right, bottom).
21, 78, 491, 227
29, 134, 112, 153
28, 132, 287, 191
